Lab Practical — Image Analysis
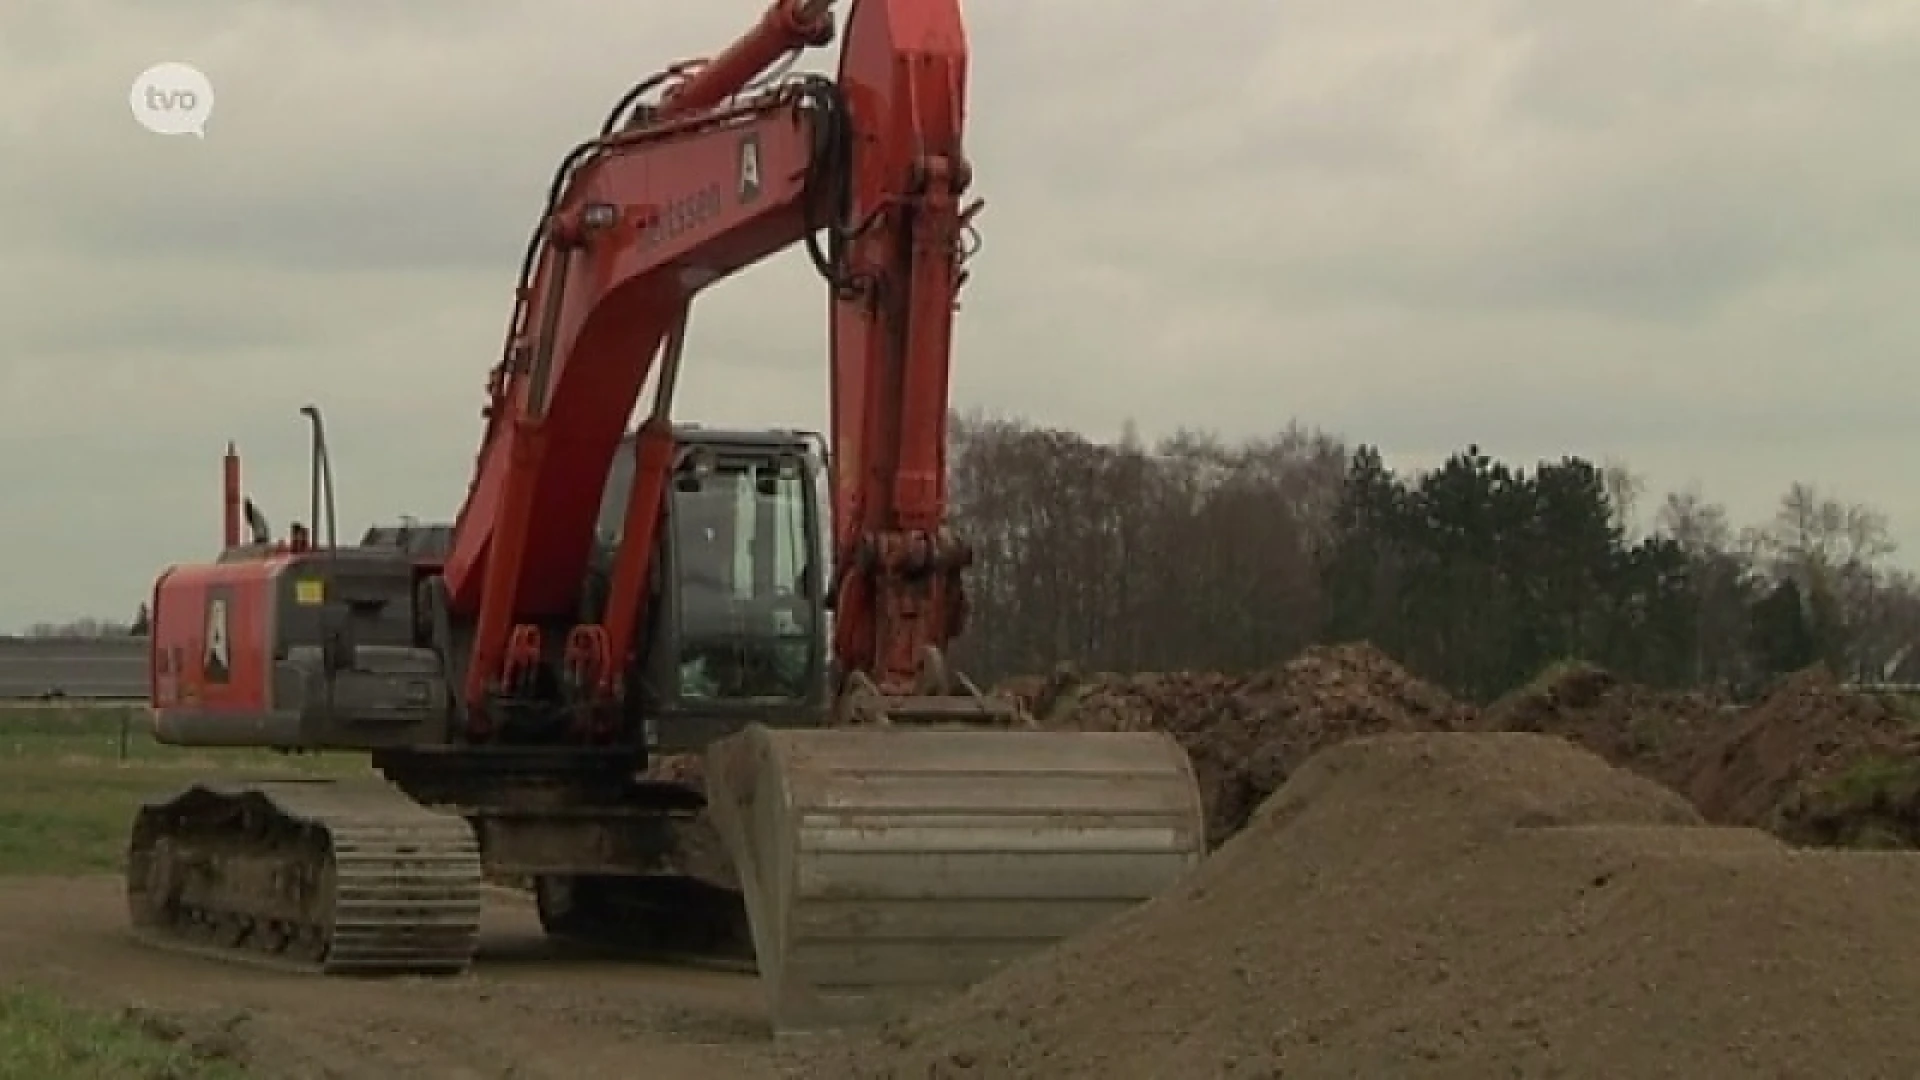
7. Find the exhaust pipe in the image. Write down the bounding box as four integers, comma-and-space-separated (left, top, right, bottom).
222, 442, 241, 550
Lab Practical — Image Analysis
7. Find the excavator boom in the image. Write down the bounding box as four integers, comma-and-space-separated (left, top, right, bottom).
440, 0, 988, 731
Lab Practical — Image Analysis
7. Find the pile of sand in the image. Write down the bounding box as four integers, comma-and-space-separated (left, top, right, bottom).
1020, 643, 1472, 844
786, 732, 1920, 1078
1478, 661, 1729, 792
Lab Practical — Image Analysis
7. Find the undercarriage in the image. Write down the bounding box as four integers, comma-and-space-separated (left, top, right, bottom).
124, 725, 1210, 1032
127, 746, 757, 975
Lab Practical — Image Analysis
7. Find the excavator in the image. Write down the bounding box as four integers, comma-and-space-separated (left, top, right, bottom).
127, 0, 1206, 1035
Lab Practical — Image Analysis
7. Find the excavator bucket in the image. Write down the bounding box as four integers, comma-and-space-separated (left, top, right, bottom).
703, 721, 1206, 1033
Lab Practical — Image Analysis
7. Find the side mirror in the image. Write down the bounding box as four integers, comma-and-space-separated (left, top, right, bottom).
244, 497, 272, 545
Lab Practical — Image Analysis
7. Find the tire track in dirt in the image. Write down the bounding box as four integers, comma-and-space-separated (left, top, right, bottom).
0, 876, 781, 1079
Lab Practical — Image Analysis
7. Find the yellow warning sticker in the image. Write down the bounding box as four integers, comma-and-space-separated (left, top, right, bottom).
294, 579, 325, 606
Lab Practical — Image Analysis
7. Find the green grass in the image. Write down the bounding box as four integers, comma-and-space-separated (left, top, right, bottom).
1520, 657, 1591, 693
1823, 753, 1920, 808
0, 987, 248, 1079
0, 705, 365, 876
1779, 751, 1920, 849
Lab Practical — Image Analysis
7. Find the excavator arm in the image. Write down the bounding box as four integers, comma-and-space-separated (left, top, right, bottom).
440, 0, 983, 737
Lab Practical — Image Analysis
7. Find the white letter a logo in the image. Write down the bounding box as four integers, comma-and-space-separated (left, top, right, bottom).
738, 135, 762, 203
204, 597, 231, 683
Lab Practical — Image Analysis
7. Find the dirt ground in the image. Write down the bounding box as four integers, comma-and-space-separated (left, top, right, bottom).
0, 877, 782, 1079
789, 732, 1920, 1079
9, 649, 1919, 1078
1683, 667, 1920, 844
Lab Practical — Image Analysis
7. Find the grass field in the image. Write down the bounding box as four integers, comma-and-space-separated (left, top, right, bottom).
0, 987, 248, 1080
0, 704, 361, 876
0, 704, 365, 1077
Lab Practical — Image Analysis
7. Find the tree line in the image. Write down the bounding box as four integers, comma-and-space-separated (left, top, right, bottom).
15, 615, 143, 639
944, 410, 1920, 703
47, 410, 1920, 706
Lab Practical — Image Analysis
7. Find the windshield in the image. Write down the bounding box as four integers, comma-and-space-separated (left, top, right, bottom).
670, 459, 815, 702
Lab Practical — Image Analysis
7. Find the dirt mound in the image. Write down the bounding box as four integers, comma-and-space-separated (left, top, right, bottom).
1686, 666, 1920, 847
1479, 661, 1730, 789
1021, 643, 1473, 844
787, 732, 1920, 1079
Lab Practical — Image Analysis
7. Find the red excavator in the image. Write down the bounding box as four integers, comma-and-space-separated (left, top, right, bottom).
127, 0, 1205, 1033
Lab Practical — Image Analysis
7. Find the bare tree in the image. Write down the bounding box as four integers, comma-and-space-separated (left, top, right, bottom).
1656, 487, 1733, 556
1602, 458, 1646, 542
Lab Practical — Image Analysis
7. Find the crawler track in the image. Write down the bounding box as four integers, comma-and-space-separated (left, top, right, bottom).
126, 778, 483, 975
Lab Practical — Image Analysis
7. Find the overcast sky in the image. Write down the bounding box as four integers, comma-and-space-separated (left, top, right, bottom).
3, 0, 1917, 629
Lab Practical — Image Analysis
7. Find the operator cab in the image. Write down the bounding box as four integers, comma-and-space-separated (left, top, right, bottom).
595, 426, 830, 746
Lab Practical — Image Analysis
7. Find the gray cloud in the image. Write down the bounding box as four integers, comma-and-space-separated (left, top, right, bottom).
2, 0, 1917, 626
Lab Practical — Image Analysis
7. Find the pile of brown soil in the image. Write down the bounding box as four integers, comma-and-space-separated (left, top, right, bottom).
1478, 661, 1731, 790
1020, 643, 1473, 845
1686, 666, 1920, 847
786, 732, 1920, 1079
